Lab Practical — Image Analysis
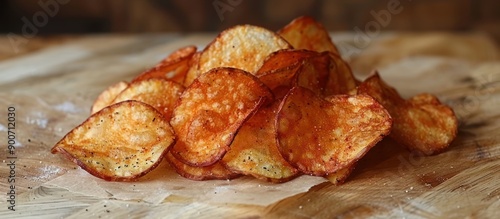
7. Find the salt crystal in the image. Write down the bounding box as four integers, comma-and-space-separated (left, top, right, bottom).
54, 101, 82, 114
31, 165, 62, 181
26, 112, 48, 129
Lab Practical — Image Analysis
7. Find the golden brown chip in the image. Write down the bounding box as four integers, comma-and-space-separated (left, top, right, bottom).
90, 81, 129, 115
159, 45, 197, 65
325, 164, 356, 185
278, 16, 339, 54
132, 46, 196, 84
255, 49, 317, 75
166, 152, 239, 181
51, 100, 175, 181
323, 53, 358, 96
222, 101, 299, 183
296, 53, 330, 95
197, 25, 291, 76
257, 50, 330, 98
170, 67, 274, 166
257, 65, 300, 99
111, 78, 184, 119
183, 51, 202, 87
357, 73, 458, 155
276, 87, 392, 176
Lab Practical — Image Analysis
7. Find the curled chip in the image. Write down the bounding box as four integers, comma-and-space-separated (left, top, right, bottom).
90, 81, 128, 115
170, 67, 273, 166
222, 101, 299, 183
158, 45, 197, 65
257, 50, 330, 98
323, 53, 358, 96
183, 51, 201, 87
325, 164, 356, 185
111, 78, 184, 119
357, 73, 458, 155
132, 45, 197, 84
278, 16, 339, 54
257, 66, 298, 98
256, 49, 317, 74
166, 152, 239, 181
197, 25, 291, 77
276, 87, 392, 176
51, 100, 175, 181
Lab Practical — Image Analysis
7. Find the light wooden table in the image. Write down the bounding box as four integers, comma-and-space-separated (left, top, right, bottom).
0, 32, 499, 218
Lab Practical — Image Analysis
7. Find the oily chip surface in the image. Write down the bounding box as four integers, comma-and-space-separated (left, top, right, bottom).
51, 100, 176, 181
170, 67, 273, 166
276, 87, 392, 176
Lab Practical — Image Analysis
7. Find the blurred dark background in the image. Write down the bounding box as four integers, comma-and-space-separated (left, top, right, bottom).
1, 0, 499, 41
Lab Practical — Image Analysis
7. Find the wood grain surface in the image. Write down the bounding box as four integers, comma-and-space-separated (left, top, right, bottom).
0, 33, 499, 218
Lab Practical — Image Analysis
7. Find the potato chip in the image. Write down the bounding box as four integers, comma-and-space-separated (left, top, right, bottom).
323, 53, 358, 96
325, 164, 356, 185
278, 16, 339, 54
166, 152, 239, 181
51, 16, 456, 184
183, 51, 201, 87
222, 101, 299, 183
159, 45, 197, 65
257, 65, 299, 98
255, 49, 317, 75
51, 100, 175, 181
197, 25, 291, 77
111, 78, 184, 119
132, 46, 196, 84
170, 67, 274, 166
90, 81, 128, 115
257, 50, 330, 98
357, 73, 458, 155
296, 53, 330, 95
276, 87, 392, 176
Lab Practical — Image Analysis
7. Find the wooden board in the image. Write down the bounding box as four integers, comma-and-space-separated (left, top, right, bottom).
0, 33, 499, 218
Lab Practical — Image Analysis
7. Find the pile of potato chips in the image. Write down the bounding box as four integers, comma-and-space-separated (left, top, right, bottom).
52, 16, 458, 184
